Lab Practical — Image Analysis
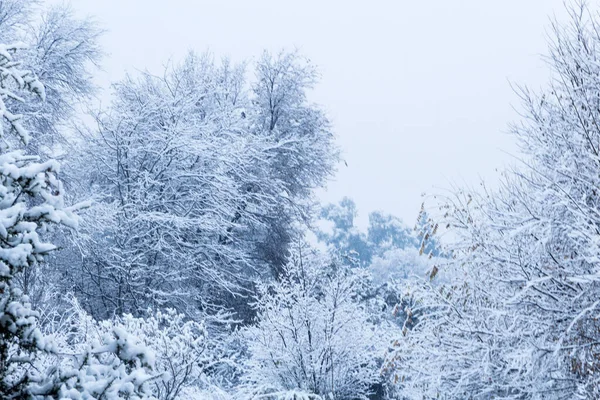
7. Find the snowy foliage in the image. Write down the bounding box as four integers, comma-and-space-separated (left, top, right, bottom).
385, 4, 600, 399
316, 197, 422, 267
43, 298, 233, 400
0, 0, 101, 314
239, 244, 389, 400
60, 51, 336, 321
368, 247, 437, 286
316, 197, 373, 265
0, 40, 156, 400
0, 1, 101, 153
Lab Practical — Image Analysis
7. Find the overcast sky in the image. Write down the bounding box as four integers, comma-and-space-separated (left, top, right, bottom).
59, 0, 572, 227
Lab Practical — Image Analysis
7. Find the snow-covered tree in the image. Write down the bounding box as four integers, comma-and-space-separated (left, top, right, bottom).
316, 197, 421, 267
21, 4, 102, 153
386, 3, 600, 398
368, 247, 438, 286
0, 1, 101, 154
0, 41, 156, 400
250, 51, 337, 278
62, 51, 337, 322
316, 197, 372, 265
368, 211, 418, 255
0, 0, 102, 314
239, 243, 388, 400
64, 54, 269, 318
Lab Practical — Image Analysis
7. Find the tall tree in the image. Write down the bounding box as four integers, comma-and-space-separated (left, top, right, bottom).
386, 3, 600, 399
62, 51, 338, 321
249, 51, 338, 277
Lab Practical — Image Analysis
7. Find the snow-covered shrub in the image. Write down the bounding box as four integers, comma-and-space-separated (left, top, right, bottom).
45, 298, 235, 400
239, 245, 388, 400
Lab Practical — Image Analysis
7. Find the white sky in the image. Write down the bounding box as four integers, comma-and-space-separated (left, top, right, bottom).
59, 0, 571, 227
